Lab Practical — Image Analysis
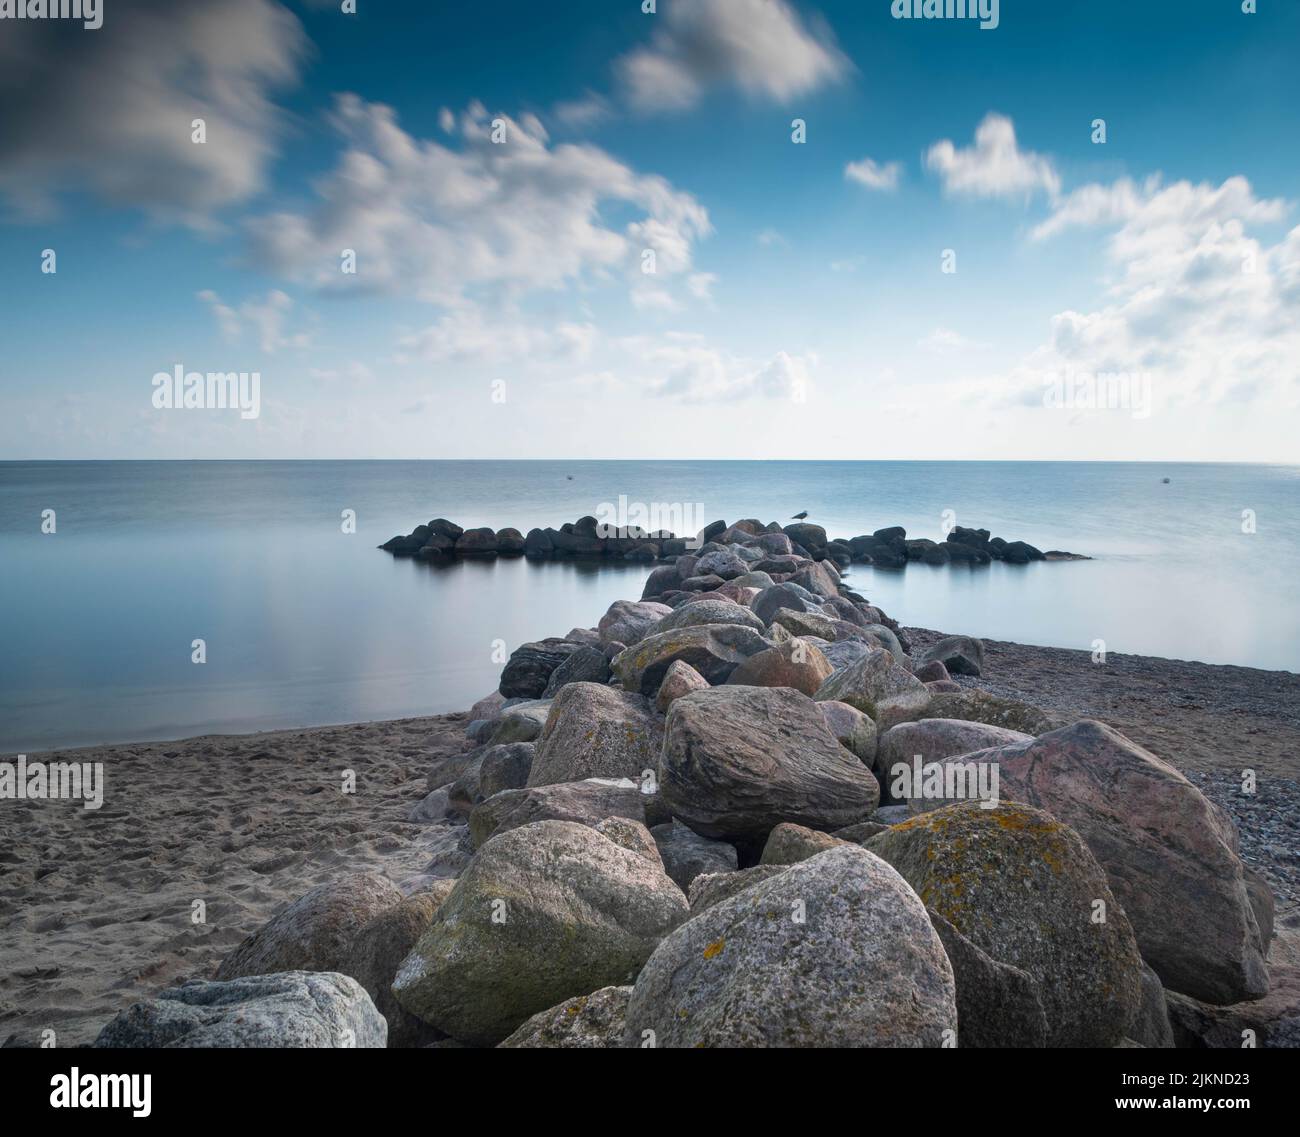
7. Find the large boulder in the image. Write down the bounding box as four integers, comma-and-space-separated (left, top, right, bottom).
455, 527, 499, 556
725, 639, 833, 696
468, 777, 646, 849
980, 719, 1270, 1005
597, 600, 673, 647
817, 699, 878, 764
866, 802, 1143, 1047
659, 686, 880, 851
650, 820, 738, 891
478, 741, 535, 798
341, 884, 455, 1047
759, 822, 848, 866
95, 972, 386, 1048
623, 846, 955, 1047
915, 635, 985, 677
752, 582, 823, 625
875, 718, 1033, 805
498, 986, 633, 1049
1165, 965, 1300, 1048
215, 873, 402, 981
928, 911, 1049, 1048
393, 821, 688, 1046
540, 645, 611, 696
650, 598, 766, 636
687, 865, 790, 913
612, 624, 772, 695
655, 659, 709, 712
527, 683, 662, 787
812, 648, 931, 728
499, 639, 582, 699
917, 689, 1059, 735
782, 522, 829, 556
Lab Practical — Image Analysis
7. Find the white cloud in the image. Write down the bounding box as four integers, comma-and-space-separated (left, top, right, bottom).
845, 157, 902, 191
643, 340, 814, 402
757, 228, 788, 247
198, 289, 312, 352
551, 92, 614, 130
246, 96, 712, 308
919, 328, 989, 353
395, 304, 598, 366
1020, 175, 1298, 412
617, 0, 848, 113
0, 0, 305, 227
925, 113, 1060, 201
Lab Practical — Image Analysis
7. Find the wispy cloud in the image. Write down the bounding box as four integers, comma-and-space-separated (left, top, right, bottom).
925, 113, 1060, 201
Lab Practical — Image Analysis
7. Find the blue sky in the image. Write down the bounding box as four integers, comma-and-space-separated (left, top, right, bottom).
1, 0, 1298, 460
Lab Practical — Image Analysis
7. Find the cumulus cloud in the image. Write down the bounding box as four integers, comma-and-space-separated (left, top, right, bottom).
1021, 175, 1298, 411
0, 0, 305, 226
245, 96, 712, 307
198, 288, 312, 352
925, 113, 1060, 201
395, 304, 598, 366
643, 340, 814, 402
617, 0, 848, 113
845, 157, 902, 191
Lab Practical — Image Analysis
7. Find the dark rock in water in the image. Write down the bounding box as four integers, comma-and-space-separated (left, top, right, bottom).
1044, 549, 1091, 561
499, 639, 582, 698
216, 873, 402, 981
541, 645, 611, 696
524, 527, 553, 557
612, 623, 773, 695
943, 540, 991, 565
624, 846, 956, 1047
550, 527, 603, 556
496, 527, 526, 554
382, 524, 430, 555
867, 802, 1143, 1047
905, 538, 938, 560
393, 820, 688, 1045
928, 911, 1049, 1049
948, 526, 991, 550
660, 537, 688, 557
651, 820, 738, 891
873, 526, 907, 544
915, 634, 985, 677
455, 527, 499, 556
498, 985, 633, 1049
416, 534, 456, 558
1001, 540, 1044, 564
660, 686, 880, 850
95, 972, 387, 1048
430, 519, 464, 541
921, 543, 951, 565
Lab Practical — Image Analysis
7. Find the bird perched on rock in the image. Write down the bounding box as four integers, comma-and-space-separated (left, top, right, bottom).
791, 511, 809, 520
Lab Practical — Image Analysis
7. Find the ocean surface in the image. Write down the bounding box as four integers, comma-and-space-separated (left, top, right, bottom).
2, 460, 1297, 753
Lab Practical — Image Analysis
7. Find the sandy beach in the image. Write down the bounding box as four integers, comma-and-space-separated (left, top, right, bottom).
3, 636, 1297, 1049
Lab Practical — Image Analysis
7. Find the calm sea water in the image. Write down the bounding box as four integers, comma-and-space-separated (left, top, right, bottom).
2, 460, 1297, 752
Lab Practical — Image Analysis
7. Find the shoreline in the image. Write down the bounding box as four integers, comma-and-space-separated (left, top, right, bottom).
3, 632, 1297, 1048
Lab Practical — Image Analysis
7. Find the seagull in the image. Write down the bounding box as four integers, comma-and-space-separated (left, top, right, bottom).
791, 511, 809, 520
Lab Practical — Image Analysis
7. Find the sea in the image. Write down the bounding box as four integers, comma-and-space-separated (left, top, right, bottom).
2, 459, 1296, 752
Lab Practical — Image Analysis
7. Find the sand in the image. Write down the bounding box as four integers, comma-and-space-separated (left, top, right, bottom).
3, 637, 1297, 1048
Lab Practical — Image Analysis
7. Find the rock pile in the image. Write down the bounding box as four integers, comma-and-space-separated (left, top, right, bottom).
379, 516, 1086, 569
96, 517, 1284, 1049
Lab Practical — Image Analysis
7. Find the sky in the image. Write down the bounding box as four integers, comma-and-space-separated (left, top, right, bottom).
1, 0, 1298, 462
